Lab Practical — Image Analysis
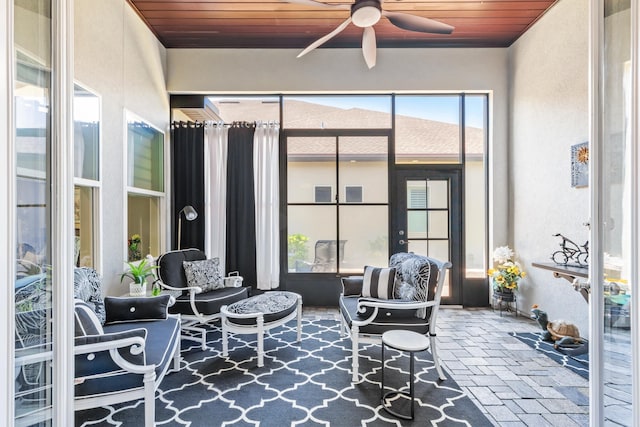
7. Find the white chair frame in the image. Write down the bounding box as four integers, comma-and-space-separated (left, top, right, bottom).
74, 314, 181, 427
340, 258, 451, 382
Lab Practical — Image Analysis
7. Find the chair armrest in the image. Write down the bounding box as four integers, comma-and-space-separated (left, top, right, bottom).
153, 278, 202, 294
357, 297, 436, 312
75, 329, 153, 376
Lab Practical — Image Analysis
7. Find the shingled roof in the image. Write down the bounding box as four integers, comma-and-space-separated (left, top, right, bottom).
211, 99, 484, 160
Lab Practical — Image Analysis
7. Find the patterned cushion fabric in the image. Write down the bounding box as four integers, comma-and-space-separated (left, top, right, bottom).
74, 300, 104, 336
74, 267, 106, 324
390, 253, 440, 318
362, 266, 396, 300
183, 258, 224, 292
225, 291, 299, 326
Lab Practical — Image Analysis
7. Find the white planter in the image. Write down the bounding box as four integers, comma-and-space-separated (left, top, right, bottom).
129, 281, 147, 296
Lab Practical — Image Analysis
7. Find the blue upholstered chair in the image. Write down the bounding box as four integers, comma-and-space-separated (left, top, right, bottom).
339, 253, 451, 382
152, 249, 250, 349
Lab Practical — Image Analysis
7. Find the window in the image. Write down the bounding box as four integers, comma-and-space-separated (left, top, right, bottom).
126, 112, 165, 259
283, 95, 391, 129
314, 186, 332, 203
464, 95, 488, 278
286, 133, 389, 274
395, 95, 461, 164
345, 186, 363, 203
73, 84, 101, 268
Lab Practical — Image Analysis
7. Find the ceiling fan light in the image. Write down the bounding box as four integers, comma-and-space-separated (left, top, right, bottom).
351, 0, 382, 27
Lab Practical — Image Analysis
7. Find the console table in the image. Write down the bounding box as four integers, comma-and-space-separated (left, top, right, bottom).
531, 262, 589, 302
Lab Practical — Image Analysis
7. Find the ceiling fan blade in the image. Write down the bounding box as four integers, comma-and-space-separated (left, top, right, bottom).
279, 0, 349, 9
382, 11, 454, 34
362, 26, 377, 69
297, 17, 352, 58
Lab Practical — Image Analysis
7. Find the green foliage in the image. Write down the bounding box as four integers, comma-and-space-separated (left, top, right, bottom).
120, 258, 158, 284
288, 233, 309, 270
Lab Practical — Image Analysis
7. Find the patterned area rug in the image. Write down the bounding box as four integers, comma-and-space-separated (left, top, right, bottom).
77, 319, 493, 426
510, 332, 589, 380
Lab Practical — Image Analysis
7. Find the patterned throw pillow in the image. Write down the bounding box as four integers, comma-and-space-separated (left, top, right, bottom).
182, 258, 224, 292
361, 266, 396, 300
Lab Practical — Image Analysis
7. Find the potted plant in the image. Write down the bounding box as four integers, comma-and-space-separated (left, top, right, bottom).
487, 246, 526, 302
121, 258, 158, 296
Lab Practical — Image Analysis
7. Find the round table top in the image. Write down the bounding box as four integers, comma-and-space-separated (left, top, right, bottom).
382, 330, 430, 352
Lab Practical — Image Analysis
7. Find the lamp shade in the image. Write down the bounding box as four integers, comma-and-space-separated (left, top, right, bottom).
177, 205, 198, 250
180, 205, 198, 221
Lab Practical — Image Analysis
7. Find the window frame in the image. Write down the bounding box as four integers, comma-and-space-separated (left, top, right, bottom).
314, 185, 333, 203
124, 110, 167, 259
344, 185, 363, 203
73, 82, 102, 271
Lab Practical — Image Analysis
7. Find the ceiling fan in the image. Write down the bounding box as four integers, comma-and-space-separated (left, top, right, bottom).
283, 0, 454, 69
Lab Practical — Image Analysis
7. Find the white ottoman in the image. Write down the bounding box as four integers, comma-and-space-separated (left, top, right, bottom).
221, 291, 302, 367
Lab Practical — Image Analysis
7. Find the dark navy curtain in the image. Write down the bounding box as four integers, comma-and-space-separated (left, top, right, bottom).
226, 124, 257, 289
170, 122, 205, 251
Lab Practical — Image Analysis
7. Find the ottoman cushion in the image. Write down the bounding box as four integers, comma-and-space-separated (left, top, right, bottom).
226, 291, 298, 326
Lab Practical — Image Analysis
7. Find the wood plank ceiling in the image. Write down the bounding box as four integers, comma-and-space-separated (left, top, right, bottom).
127, 0, 559, 49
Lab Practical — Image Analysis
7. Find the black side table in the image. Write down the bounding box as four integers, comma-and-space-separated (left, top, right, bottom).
380, 330, 430, 420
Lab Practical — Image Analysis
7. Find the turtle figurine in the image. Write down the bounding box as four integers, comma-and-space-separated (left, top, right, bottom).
530, 304, 588, 356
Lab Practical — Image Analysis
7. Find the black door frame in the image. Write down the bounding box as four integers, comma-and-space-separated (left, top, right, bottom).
280, 128, 392, 306
391, 167, 464, 305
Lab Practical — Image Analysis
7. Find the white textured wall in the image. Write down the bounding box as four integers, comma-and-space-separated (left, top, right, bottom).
509, 0, 589, 333
167, 46, 511, 270
75, 0, 169, 296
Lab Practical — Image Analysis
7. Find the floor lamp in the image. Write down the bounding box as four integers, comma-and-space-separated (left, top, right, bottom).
177, 205, 198, 250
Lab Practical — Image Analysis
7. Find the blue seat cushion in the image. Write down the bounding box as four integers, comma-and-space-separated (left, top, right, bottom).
169, 286, 249, 316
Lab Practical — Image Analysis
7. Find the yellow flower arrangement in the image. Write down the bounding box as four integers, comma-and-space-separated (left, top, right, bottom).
488, 246, 526, 292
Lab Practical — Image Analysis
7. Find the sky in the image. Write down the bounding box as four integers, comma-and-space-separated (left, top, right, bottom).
278, 94, 486, 129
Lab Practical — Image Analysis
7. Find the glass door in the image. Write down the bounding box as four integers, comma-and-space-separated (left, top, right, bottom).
393, 170, 462, 305
14, 0, 54, 425
592, 0, 635, 425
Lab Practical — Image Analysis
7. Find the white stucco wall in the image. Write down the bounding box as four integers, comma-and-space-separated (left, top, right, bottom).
74, 0, 169, 296
509, 0, 589, 333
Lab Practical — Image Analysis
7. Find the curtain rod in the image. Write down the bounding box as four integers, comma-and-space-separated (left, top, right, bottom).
171, 120, 279, 129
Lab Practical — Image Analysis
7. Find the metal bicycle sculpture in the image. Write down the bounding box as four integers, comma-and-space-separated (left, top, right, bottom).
551, 233, 589, 267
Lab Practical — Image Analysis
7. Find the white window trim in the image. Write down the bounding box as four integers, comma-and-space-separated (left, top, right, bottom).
73, 82, 103, 272
123, 110, 167, 259
314, 185, 333, 203
344, 185, 363, 203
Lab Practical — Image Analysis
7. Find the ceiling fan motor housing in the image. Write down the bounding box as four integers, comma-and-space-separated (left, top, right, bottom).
351, 0, 382, 27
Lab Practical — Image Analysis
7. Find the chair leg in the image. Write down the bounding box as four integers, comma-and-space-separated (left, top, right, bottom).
430, 334, 446, 381
201, 329, 207, 351
257, 315, 264, 367
143, 372, 156, 427
296, 295, 302, 342
222, 323, 229, 358
351, 325, 359, 382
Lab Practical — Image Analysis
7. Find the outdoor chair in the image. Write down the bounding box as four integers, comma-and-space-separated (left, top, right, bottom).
152, 249, 250, 349
339, 252, 451, 382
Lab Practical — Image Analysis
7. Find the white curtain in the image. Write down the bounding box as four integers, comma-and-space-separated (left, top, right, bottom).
253, 121, 280, 289
204, 123, 228, 273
